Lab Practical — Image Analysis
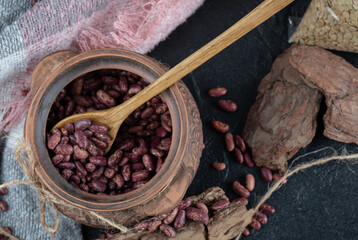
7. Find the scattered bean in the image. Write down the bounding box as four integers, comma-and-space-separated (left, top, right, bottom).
208, 87, 227, 97
232, 181, 250, 198
225, 133, 235, 152
185, 207, 209, 224
211, 200, 230, 210
259, 204, 275, 214
245, 174, 255, 191
218, 99, 237, 112
212, 161, 226, 170
211, 120, 229, 133
243, 152, 254, 167
260, 167, 273, 183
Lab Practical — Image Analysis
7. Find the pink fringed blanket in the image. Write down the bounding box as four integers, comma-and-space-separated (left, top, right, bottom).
0, 0, 204, 131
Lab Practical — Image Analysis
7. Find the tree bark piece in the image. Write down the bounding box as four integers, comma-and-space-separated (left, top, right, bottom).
110, 187, 248, 240
207, 202, 250, 240
243, 45, 322, 172
289, 45, 358, 144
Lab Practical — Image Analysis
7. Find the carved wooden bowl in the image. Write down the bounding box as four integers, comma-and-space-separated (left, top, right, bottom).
24, 49, 203, 227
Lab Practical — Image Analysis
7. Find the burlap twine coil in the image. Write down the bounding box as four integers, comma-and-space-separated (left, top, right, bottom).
1, 140, 358, 240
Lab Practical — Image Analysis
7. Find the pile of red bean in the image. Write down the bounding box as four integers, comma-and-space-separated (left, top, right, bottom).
46, 70, 172, 195
0, 187, 11, 240
98, 195, 275, 238
207, 87, 287, 236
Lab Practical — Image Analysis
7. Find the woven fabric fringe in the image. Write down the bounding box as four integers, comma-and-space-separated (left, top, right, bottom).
0, 0, 204, 132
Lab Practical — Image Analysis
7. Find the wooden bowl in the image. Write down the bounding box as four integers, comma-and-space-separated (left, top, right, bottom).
24, 49, 203, 227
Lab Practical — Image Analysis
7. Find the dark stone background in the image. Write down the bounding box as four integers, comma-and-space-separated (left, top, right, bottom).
84, 0, 358, 239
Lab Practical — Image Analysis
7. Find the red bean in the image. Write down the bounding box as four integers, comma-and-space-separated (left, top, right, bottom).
71, 175, 81, 184
185, 207, 209, 224
160, 224, 176, 238
90, 179, 106, 192
225, 133, 235, 152
260, 167, 273, 182
73, 145, 89, 159
259, 204, 275, 214
65, 123, 74, 133
233, 148, 244, 164
211, 200, 230, 210
113, 173, 125, 188
254, 212, 268, 224
178, 198, 191, 209
52, 154, 64, 165
174, 209, 186, 229
245, 174, 255, 191
208, 87, 227, 97
108, 149, 123, 167
212, 161, 226, 170
104, 168, 116, 179
155, 103, 168, 114
142, 154, 154, 172
132, 146, 147, 156
94, 132, 111, 142
70, 78, 84, 95
163, 206, 179, 224
74, 131, 89, 150
0, 200, 8, 212
88, 141, 104, 156
64, 100, 75, 117
89, 157, 107, 166
211, 120, 229, 133
218, 99, 237, 112
249, 218, 261, 230
62, 169, 74, 180
89, 122, 108, 134
131, 163, 144, 171
196, 202, 209, 214
155, 127, 167, 137
91, 166, 104, 179
134, 220, 151, 230
74, 118, 91, 131
233, 181, 250, 198
85, 163, 96, 172
90, 137, 107, 149
0, 187, 8, 196
147, 219, 162, 232
121, 164, 131, 182
232, 197, 248, 206
57, 162, 75, 169
128, 84, 142, 95
243, 228, 250, 236
243, 152, 254, 167
273, 173, 287, 184
234, 135, 246, 152
131, 170, 149, 182
47, 134, 61, 150
118, 76, 128, 93
141, 107, 155, 119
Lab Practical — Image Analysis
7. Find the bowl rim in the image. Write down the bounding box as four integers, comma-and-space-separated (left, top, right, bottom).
25, 48, 187, 211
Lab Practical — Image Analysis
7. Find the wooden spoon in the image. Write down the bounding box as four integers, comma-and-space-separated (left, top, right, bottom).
52, 0, 294, 153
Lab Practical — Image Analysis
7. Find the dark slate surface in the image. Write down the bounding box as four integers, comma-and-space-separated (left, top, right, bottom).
84, 0, 358, 239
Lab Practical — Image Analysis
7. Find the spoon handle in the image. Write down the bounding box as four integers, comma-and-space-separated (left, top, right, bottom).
114, 0, 294, 116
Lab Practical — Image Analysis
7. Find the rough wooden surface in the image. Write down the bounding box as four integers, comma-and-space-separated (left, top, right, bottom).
289, 45, 358, 145
110, 187, 248, 240
243, 45, 322, 172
